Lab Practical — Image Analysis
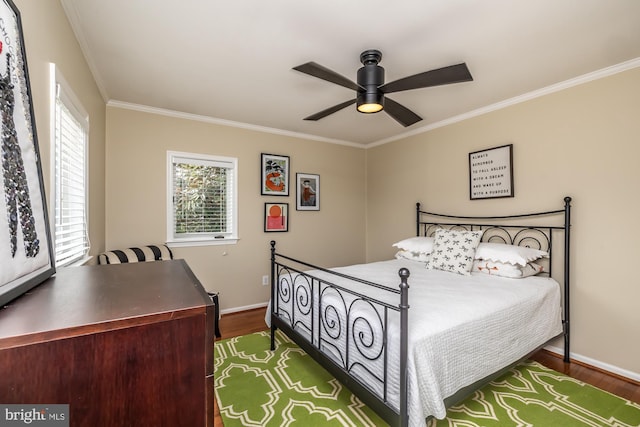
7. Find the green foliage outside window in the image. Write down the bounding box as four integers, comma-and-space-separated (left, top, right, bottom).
173, 163, 228, 234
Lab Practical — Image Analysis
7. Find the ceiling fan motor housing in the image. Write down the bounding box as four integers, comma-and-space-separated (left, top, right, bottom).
357, 50, 385, 112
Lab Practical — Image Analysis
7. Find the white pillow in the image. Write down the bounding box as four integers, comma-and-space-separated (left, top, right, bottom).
395, 250, 430, 263
392, 236, 434, 254
474, 242, 548, 267
471, 260, 545, 278
426, 229, 483, 275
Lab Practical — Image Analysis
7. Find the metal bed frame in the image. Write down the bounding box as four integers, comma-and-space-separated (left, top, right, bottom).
269, 197, 571, 427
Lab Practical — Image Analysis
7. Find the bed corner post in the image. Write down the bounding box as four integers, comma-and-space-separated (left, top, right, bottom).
416, 202, 421, 236
563, 197, 572, 363
270, 240, 277, 351
399, 267, 410, 427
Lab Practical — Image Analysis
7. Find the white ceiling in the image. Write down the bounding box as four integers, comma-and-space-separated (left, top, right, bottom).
61, 0, 640, 146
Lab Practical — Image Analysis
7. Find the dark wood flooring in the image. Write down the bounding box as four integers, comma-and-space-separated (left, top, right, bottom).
214, 307, 640, 426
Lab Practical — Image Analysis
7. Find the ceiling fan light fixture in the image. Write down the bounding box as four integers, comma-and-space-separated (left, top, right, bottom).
357, 92, 384, 113
357, 103, 383, 114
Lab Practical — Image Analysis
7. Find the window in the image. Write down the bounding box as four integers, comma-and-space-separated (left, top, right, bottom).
50, 64, 90, 266
167, 151, 238, 246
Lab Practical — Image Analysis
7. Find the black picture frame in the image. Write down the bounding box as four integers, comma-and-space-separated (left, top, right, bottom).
264, 203, 289, 232
296, 173, 320, 211
0, 0, 55, 306
469, 144, 514, 200
261, 153, 290, 196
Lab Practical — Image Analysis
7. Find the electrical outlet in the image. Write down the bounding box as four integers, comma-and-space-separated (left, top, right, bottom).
262, 275, 269, 286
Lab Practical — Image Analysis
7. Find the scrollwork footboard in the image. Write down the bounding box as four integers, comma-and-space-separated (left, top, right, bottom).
269, 241, 410, 427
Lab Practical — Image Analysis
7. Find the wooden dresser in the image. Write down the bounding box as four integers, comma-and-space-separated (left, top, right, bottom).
0, 260, 214, 427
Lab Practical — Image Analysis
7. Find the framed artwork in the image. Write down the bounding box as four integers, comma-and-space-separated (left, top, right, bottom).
264, 203, 289, 232
0, 0, 56, 306
469, 144, 514, 200
261, 153, 289, 196
296, 173, 319, 211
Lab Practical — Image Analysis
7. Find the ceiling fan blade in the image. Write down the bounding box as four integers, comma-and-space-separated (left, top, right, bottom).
304, 99, 356, 121
380, 63, 472, 94
383, 97, 422, 127
293, 62, 363, 92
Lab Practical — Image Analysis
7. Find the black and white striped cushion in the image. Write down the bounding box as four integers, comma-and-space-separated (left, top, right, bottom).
98, 245, 173, 265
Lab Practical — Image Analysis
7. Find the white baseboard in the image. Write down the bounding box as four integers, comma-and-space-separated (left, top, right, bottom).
220, 302, 268, 316
545, 345, 640, 383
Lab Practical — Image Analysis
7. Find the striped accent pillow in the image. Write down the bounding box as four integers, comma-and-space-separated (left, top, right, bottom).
98, 245, 173, 265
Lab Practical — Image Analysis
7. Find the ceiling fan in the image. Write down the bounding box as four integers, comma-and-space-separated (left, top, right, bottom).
292, 49, 473, 127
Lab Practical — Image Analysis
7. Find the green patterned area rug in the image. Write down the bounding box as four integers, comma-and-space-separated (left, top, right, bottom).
215, 331, 640, 427
429, 362, 640, 427
215, 330, 385, 426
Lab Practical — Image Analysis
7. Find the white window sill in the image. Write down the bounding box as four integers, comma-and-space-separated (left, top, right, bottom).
166, 238, 239, 248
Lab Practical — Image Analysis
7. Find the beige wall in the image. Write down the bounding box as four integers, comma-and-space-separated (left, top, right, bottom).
13, 0, 638, 382
105, 107, 366, 310
15, 0, 106, 255
366, 67, 640, 375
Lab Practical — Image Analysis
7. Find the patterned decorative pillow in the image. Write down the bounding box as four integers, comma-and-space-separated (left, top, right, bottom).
426, 229, 483, 275
395, 250, 430, 263
471, 260, 545, 278
474, 242, 548, 266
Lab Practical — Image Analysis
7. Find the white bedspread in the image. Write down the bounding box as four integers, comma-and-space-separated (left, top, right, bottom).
268, 259, 563, 426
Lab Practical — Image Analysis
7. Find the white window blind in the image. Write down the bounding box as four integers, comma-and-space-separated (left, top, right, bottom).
53, 80, 89, 266
167, 152, 238, 246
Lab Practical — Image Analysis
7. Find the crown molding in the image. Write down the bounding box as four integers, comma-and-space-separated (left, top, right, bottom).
106, 57, 640, 150
106, 100, 364, 148
367, 57, 640, 148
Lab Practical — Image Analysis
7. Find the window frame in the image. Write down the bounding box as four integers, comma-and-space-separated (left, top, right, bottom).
49, 64, 90, 267
166, 150, 239, 247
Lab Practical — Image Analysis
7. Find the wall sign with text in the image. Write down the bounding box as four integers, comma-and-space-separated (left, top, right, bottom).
469, 144, 514, 200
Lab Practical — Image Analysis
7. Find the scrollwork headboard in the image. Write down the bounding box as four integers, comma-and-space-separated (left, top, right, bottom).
416, 197, 572, 361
